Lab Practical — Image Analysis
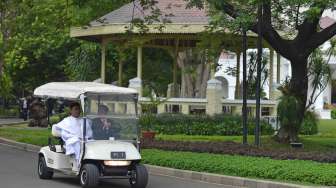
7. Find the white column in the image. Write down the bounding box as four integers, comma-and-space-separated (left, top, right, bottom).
269, 49, 274, 99
129, 46, 143, 97
137, 46, 143, 79
206, 79, 223, 116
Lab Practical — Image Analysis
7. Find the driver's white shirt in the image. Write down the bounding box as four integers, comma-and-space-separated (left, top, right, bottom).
53, 116, 92, 163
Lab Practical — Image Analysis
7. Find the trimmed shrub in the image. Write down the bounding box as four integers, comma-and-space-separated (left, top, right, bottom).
331, 108, 336, 119
139, 113, 274, 136
300, 111, 318, 135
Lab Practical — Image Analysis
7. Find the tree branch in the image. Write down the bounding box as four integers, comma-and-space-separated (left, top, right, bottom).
296, 1, 325, 44
262, 1, 272, 25
306, 22, 336, 54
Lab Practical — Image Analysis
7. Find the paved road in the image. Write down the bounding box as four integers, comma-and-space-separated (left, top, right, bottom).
0, 144, 237, 188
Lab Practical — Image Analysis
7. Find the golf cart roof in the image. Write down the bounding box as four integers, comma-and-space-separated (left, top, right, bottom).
34, 82, 138, 100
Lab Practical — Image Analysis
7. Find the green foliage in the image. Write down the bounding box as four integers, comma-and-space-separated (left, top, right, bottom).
225, 51, 268, 99
0, 71, 13, 99
142, 149, 336, 186
6, 0, 74, 93
300, 111, 318, 135
65, 43, 102, 81
0, 107, 19, 117
49, 115, 61, 125
71, 0, 130, 26
331, 109, 336, 120
141, 48, 174, 96
277, 94, 302, 131
307, 49, 331, 108
1, 0, 135, 96
139, 113, 274, 136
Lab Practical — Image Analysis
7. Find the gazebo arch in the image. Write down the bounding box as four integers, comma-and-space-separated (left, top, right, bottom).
215, 76, 229, 99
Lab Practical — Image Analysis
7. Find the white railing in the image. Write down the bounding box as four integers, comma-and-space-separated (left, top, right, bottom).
138, 97, 277, 115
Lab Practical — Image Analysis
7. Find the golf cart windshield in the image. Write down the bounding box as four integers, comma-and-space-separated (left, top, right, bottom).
85, 93, 139, 141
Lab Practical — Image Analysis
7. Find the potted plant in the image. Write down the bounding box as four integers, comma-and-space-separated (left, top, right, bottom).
140, 91, 168, 141
141, 113, 156, 141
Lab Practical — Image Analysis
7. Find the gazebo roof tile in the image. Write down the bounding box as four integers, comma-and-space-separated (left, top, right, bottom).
320, 16, 336, 29
90, 0, 209, 26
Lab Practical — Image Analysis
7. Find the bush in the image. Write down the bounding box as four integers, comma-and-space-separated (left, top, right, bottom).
331, 108, 336, 119
300, 111, 318, 135
139, 113, 274, 136
0, 107, 19, 117
49, 115, 60, 125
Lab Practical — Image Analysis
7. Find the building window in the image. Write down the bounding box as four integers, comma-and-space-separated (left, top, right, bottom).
165, 104, 181, 113
222, 106, 232, 114
141, 104, 158, 114
261, 107, 270, 116
189, 105, 206, 115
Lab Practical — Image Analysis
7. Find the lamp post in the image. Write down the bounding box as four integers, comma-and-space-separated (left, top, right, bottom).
242, 28, 248, 145
255, 2, 263, 147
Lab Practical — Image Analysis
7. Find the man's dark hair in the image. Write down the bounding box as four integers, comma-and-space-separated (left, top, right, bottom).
98, 105, 109, 113
69, 102, 80, 109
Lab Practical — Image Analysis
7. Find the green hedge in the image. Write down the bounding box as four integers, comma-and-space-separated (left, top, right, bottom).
0, 107, 19, 117
140, 113, 274, 136
331, 109, 336, 119
142, 149, 336, 186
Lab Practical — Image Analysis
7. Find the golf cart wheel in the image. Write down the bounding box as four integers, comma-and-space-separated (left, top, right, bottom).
80, 164, 99, 188
129, 164, 148, 188
38, 156, 53, 179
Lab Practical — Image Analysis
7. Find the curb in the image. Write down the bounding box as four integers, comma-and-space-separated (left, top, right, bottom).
0, 137, 40, 152
0, 137, 321, 188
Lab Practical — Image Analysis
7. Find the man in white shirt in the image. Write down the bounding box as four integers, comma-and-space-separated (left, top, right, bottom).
53, 102, 92, 171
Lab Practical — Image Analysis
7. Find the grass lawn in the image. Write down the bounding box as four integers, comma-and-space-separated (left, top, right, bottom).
317, 119, 336, 136
0, 124, 50, 146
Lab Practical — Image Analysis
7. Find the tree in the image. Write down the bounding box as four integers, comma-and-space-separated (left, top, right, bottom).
306, 49, 331, 110
187, 0, 336, 142
0, 0, 21, 77
2, 0, 131, 96
6, 0, 73, 94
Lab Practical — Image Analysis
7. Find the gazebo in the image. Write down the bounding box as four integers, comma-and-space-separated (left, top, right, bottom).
70, 0, 278, 116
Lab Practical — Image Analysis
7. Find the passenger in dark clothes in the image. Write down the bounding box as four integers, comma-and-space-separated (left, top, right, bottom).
92, 105, 120, 140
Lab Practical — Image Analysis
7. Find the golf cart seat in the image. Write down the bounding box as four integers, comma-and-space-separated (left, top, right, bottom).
49, 125, 66, 153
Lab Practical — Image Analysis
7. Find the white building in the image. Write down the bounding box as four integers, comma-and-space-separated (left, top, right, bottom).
215, 16, 336, 119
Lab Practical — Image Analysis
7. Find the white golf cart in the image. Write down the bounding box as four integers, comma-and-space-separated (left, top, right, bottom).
34, 82, 148, 188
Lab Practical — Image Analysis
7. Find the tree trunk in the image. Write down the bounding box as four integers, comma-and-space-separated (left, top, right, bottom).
276, 57, 308, 143
178, 50, 210, 98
